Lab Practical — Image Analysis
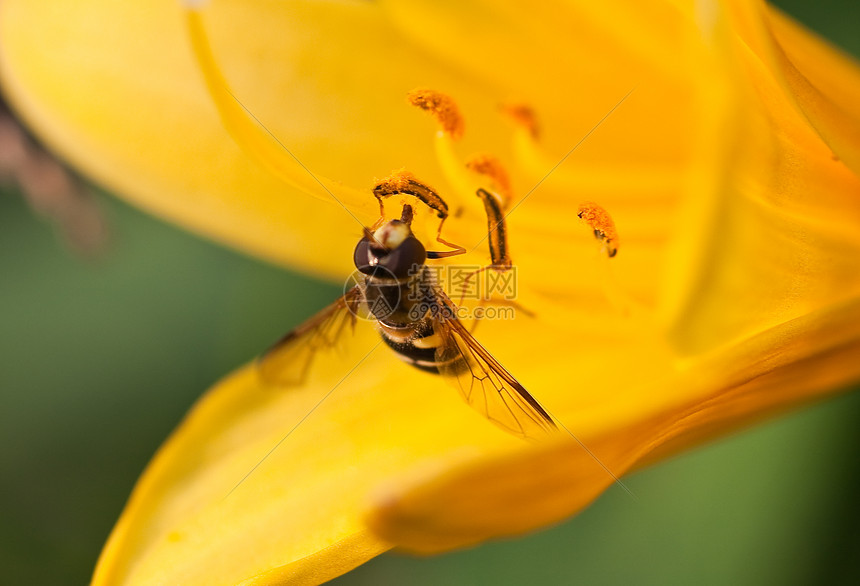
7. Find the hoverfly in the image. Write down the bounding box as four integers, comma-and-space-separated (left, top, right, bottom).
179, 8, 557, 440
258, 177, 557, 440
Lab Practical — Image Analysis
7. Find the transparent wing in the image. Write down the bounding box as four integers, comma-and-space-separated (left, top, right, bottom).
257, 286, 363, 387
433, 292, 557, 440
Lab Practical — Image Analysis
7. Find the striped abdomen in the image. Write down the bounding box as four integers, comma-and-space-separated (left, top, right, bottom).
363, 266, 444, 373
378, 318, 444, 373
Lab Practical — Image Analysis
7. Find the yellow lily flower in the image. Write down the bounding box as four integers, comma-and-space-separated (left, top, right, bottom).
2, 0, 860, 584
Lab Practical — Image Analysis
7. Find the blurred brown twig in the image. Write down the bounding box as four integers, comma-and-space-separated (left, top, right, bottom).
0, 99, 108, 256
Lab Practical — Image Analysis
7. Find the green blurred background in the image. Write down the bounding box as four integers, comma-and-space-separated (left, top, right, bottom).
2, 1, 859, 584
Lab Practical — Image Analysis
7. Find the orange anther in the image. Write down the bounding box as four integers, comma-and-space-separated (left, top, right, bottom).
500, 103, 539, 139
466, 153, 512, 206
578, 202, 618, 258
407, 89, 465, 139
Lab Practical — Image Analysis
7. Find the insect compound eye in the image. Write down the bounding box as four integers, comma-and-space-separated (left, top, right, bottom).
353, 237, 390, 276
379, 235, 426, 279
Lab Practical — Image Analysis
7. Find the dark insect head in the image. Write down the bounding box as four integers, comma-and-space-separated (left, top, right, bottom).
353, 205, 427, 279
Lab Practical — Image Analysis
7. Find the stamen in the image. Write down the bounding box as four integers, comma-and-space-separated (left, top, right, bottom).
406, 89, 465, 139
406, 88, 478, 207
575, 202, 645, 319
466, 154, 513, 208
502, 101, 558, 191
372, 170, 464, 258
578, 202, 619, 258
476, 188, 512, 270
452, 188, 513, 306
500, 103, 540, 140
372, 170, 448, 219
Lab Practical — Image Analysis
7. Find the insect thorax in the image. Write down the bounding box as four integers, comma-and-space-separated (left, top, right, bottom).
363, 265, 436, 328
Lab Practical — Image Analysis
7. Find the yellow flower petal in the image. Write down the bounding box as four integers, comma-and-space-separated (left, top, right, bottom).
0, 0, 685, 293
762, 3, 860, 175
661, 1, 860, 355
2, 0, 860, 583
370, 296, 860, 551
90, 313, 605, 583
92, 357, 401, 585
0, 0, 499, 278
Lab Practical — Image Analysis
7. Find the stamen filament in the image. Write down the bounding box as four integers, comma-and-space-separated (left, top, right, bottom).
434, 131, 484, 206
407, 89, 483, 209
575, 201, 645, 318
